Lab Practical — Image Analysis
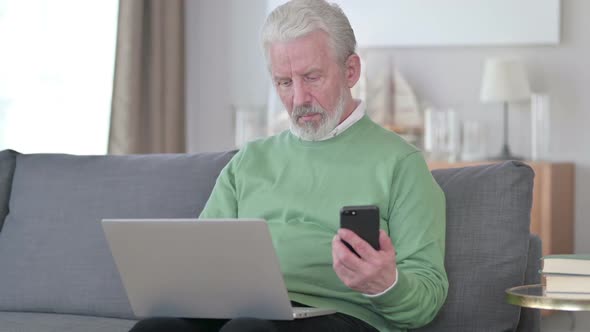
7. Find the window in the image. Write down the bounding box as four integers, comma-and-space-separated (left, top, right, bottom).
0, 0, 118, 154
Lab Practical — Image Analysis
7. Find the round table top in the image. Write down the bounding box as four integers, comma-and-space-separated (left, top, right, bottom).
506, 284, 590, 311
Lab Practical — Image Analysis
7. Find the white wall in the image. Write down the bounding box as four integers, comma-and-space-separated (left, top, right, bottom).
185, 0, 590, 253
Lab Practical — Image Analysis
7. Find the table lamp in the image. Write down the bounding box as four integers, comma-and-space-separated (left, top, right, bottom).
480, 58, 531, 160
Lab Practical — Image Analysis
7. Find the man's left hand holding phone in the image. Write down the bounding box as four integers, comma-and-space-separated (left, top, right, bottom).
332, 205, 398, 296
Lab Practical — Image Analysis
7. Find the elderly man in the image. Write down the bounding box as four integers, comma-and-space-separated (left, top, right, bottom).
129, 0, 447, 331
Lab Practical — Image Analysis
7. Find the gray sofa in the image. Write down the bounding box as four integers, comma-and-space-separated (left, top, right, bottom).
0, 149, 540, 332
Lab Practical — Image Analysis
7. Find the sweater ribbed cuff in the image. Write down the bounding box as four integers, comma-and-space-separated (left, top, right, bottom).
366, 269, 416, 308
362, 268, 398, 298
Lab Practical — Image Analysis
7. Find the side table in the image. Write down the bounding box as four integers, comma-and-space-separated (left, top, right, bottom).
506, 284, 590, 331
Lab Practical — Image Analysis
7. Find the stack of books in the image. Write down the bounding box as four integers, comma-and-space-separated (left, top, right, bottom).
542, 254, 590, 297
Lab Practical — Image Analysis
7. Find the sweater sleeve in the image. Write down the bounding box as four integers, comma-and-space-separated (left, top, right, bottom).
198, 150, 243, 219
368, 151, 448, 330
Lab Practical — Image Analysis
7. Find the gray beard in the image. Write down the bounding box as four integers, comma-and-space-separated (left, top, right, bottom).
289, 93, 346, 141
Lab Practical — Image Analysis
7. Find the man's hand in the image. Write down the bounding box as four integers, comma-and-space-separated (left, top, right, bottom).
332, 228, 397, 295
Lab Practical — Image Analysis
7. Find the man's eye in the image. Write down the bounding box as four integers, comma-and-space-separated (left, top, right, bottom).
277, 80, 292, 87
305, 76, 319, 82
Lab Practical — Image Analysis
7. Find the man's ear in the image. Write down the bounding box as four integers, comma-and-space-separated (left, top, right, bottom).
344, 54, 361, 89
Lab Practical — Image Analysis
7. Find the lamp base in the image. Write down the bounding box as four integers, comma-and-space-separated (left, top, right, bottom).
491, 153, 523, 161
491, 144, 523, 161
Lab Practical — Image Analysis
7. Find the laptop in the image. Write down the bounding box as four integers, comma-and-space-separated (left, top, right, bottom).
101, 218, 336, 320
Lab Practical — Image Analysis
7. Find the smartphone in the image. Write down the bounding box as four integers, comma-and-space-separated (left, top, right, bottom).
339, 205, 380, 256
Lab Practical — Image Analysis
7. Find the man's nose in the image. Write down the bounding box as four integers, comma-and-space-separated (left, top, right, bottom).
292, 81, 312, 107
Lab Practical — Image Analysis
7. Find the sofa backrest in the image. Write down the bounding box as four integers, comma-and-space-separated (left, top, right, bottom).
412, 161, 535, 332
0, 151, 236, 319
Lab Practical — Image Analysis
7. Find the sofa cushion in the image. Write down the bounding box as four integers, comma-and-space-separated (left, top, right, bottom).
0, 311, 136, 332
0, 151, 236, 319
412, 161, 534, 332
0, 149, 18, 231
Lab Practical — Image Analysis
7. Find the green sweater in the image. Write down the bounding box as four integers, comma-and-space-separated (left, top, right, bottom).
200, 115, 448, 331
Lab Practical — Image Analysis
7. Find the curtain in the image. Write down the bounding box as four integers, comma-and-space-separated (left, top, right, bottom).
108, 0, 185, 154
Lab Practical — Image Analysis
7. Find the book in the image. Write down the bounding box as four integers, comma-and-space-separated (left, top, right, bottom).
542, 254, 590, 275
543, 273, 590, 294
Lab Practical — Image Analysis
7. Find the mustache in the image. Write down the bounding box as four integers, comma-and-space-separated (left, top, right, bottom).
291, 105, 327, 119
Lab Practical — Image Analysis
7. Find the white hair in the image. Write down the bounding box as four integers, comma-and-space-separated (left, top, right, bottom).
261, 0, 357, 67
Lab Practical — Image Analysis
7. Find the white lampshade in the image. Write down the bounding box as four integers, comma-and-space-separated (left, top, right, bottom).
480, 58, 531, 103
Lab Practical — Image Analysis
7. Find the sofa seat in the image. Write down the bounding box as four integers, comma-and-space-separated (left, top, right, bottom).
0, 311, 136, 332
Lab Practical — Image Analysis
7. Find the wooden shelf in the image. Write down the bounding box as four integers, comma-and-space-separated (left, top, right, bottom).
428, 161, 575, 257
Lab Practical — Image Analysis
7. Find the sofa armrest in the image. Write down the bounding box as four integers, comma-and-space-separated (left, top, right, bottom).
516, 234, 542, 332
0, 149, 19, 231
